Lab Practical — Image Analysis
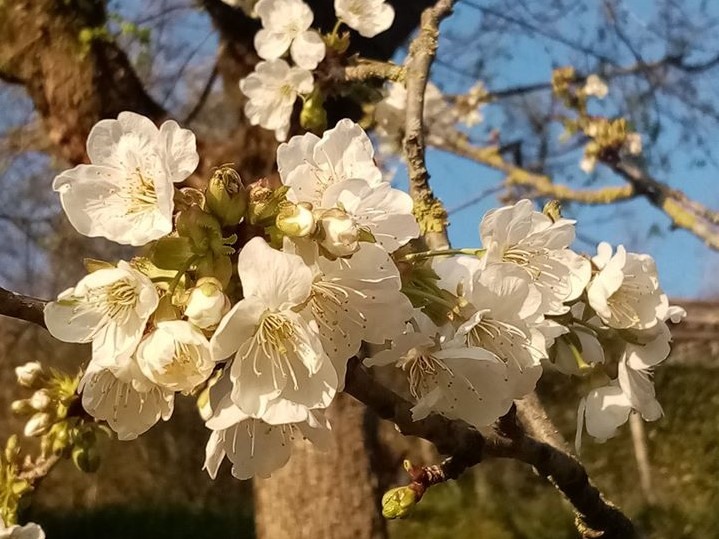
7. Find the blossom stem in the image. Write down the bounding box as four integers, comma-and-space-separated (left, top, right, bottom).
402, 288, 458, 312
399, 248, 485, 262
167, 255, 201, 296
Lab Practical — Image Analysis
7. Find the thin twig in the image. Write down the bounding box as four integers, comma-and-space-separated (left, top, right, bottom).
184, 63, 219, 125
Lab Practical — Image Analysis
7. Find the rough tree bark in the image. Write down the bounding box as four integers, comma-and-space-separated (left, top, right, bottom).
0, 1, 433, 537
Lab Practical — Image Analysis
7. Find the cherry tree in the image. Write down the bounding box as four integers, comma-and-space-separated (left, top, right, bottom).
5, 1, 717, 538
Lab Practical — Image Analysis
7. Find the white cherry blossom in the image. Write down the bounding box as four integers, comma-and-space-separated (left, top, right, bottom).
335, 0, 395, 38
278, 118, 384, 204
579, 384, 632, 442
587, 242, 668, 329
0, 519, 45, 539
287, 239, 413, 386
44, 261, 159, 365
479, 199, 591, 315
185, 278, 231, 330
79, 360, 174, 441
436, 260, 546, 396
136, 320, 214, 393
579, 306, 681, 443
210, 237, 337, 420
254, 0, 326, 69
583, 74, 608, 99
374, 82, 450, 153
279, 120, 419, 252
203, 375, 331, 479
53, 112, 198, 246
239, 60, 314, 141
366, 311, 515, 428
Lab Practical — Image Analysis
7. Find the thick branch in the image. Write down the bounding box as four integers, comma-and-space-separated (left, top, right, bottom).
0, 286, 47, 329
344, 362, 636, 538
403, 0, 455, 249
0, 0, 166, 165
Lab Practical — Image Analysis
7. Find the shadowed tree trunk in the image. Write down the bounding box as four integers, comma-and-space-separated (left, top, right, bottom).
254, 395, 387, 539
0, 1, 434, 536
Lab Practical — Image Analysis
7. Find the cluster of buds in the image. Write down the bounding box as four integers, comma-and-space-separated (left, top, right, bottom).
151, 166, 246, 289
274, 199, 376, 258
10, 362, 100, 473
1, 435, 32, 526
551, 66, 641, 173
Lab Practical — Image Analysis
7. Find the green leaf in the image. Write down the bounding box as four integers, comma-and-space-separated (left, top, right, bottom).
151, 237, 195, 270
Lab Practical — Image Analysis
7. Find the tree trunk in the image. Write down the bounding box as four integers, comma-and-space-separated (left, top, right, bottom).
253, 394, 387, 539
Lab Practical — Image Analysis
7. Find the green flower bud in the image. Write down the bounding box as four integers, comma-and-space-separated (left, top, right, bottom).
29, 389, 53, 412
10, 399, 32, 415
381, 486, 418, 519
196, 253, 233, 290
206, 166, 248, 226
72, 445, 101, 474
247, 181, 290, 226
4, 435, 19, 463
276, 202, 316, 238
542, 200, 562, 222
300, 88, 327, 134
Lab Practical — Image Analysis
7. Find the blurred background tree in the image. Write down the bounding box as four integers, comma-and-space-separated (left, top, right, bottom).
0, 1, 717, 538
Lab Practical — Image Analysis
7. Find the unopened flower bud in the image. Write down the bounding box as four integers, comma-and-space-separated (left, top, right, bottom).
15, 362, 43, 388
11, 399, 33, 415
24, 412, 52, 438
72, 445, 101, 473
276, 202, 316, 238
247, 180, 289, 225
300, 88, 328, 134
185, 277, 230, 330
381, 486, 418, 519
317, 208, 360, 257
206, 167, 248, 226
583, 74, 608, 99
4, 435, 19, 463
29, 389, 52, 412
625, 133, 642, 155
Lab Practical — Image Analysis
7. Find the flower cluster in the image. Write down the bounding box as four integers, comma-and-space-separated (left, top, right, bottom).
239, 0, 395, 140
374, 81, 488, 154
44, 110, 681, 481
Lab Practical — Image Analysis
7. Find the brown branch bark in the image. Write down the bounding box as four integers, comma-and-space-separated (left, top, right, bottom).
0, 286, 47, 329
344, 362, 637, 539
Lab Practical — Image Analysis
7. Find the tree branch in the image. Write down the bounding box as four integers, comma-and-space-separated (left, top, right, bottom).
402, 0, 455, 250
344, 362, 637, 538
433, 130, 636, 204
431, 127, 719, 249
0, 286, 47, 329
